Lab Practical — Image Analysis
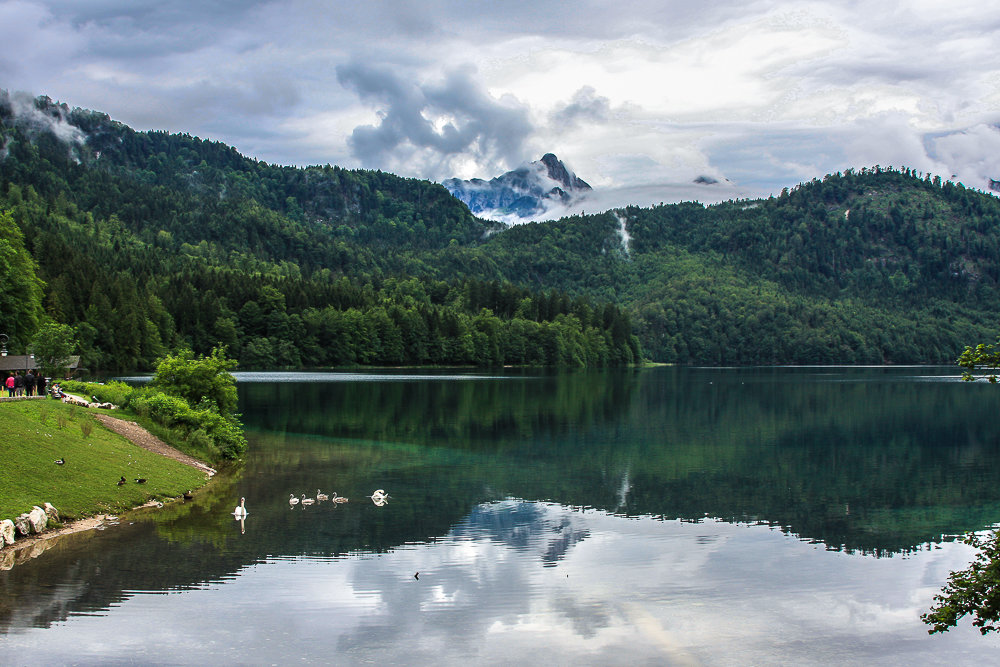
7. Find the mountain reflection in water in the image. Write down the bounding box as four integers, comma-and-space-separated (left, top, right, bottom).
3, 367, 1000, 664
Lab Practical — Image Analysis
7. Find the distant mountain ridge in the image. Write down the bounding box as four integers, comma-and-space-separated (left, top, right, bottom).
443, 153, 592, 221
6, 91, 1000, 370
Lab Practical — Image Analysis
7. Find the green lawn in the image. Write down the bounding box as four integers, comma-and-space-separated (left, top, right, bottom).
0, 399, 209, 521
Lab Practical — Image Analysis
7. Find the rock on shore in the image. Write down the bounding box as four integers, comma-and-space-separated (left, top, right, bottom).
0, 519, 14, 546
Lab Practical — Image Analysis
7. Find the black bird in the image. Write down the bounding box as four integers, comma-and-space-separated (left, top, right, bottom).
183, 491, 194, 500
414, 572, 419, 580
54, 457, 65, 465
135, 478, 147, 484
117, 476, 126, 486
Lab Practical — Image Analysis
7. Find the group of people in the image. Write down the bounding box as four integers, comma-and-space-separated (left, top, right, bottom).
4, 370, 46, 397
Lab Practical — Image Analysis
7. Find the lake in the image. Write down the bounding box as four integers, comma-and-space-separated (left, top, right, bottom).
3, 366, 1000, 664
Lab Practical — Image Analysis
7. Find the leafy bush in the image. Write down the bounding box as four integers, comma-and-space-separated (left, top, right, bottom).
151, 347, 238, 416
92, 380, 135, 407
200, 414, 247, 460
60, 376, 247, 460
60, 379, 135, 406
186, 428, 214, 453
131, 387, 247, 459
131, 390, 195, 427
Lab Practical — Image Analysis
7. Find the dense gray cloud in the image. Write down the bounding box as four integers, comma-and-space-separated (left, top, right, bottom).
2, 0, 999, 208
336, 63, 533, 179
550, 86, 613, 128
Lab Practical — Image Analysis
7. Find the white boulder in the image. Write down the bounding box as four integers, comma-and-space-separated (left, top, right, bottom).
0, 519, 14, 546
28, 506, 47, 533
43, 503, 59, 523
14, 514, 30, 536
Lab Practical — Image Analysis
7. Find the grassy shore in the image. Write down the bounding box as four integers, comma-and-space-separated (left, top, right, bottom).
0, 399, 209, 521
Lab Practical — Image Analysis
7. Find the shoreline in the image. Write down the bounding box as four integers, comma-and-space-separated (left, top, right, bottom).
1, 410, 217, 569
0, 500, 170, 570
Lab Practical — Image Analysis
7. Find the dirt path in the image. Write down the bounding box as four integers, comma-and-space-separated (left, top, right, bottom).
92, 413, 216, 477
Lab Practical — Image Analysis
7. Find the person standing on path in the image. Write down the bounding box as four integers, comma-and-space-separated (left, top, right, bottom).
13, 371, 24, 396
24, 370, 35, 397
4, 373, 13, 397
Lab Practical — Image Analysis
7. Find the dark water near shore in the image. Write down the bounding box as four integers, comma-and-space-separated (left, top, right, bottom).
3, 366, 1000, 664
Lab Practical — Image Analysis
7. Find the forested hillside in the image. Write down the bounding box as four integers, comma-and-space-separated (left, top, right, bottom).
2, 92, 999, 371
0, 93, 640, 371
484, 170, 1000, 363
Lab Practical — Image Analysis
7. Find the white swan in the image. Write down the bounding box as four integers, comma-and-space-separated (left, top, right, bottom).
370, 489, 389, 506
332, 492, 348, 503
289, 493, 300, 506
233, 497, 248, 518
301, 493, 316, 506
316, 489, 329, 501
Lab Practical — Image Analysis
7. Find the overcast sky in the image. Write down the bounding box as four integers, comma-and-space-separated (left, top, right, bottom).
2, 0, 1000, 210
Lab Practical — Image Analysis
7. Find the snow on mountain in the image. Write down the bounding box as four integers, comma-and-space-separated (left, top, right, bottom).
443, 153, 592, 223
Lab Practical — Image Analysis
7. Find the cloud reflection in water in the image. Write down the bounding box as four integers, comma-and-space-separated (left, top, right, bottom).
4, 500, 998, 665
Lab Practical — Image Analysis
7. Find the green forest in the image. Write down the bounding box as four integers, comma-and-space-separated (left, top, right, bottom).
2, 92, 1000, 372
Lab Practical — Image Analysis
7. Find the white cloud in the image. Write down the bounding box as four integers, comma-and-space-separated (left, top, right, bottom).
3, 0, 1000, 208
929, 124, 1000, 185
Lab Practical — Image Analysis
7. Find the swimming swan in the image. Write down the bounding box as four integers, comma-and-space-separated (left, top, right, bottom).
233, 497, 248, 518
316, 490, 329, 501
289, 493, 300, 505
370, 489, 389, 505
301, 494, 316, 506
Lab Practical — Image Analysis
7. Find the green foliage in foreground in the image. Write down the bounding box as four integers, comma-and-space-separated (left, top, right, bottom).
957, 339, 1000, 383
62, 377, 247, 462
923, 531, 1000, 635
923, 342, 1000, 635
150, 347, 238, 416
0, 399, 206, 520
62, 347, 246, 461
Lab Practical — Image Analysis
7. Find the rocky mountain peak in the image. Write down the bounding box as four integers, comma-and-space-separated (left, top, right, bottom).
443, 154, 592, 221
540, 153, 591, 192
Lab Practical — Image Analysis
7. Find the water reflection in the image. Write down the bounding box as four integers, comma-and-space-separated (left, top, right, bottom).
3, 503, 998, 664
4, 367, 1000, 663
239, 366, 1000, 554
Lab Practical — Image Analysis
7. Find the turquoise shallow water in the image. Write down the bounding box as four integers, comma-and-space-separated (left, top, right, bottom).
3, 366, 1000, 664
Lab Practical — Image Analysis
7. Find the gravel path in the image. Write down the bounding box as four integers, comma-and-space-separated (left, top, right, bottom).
92, 413, 216, 476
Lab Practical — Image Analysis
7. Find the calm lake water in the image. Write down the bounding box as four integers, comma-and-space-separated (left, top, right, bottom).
3, 366, 1000, 664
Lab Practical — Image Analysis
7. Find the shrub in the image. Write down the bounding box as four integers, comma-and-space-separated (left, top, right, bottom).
131, 388, 246, 460
60, 379, 135, 407
185, 427, 216, 454
92, 380, 134, 407
151, 347, 238, 416
203, 415, 247, 460
58, 350, 247, 461
131, 391, 196, 428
